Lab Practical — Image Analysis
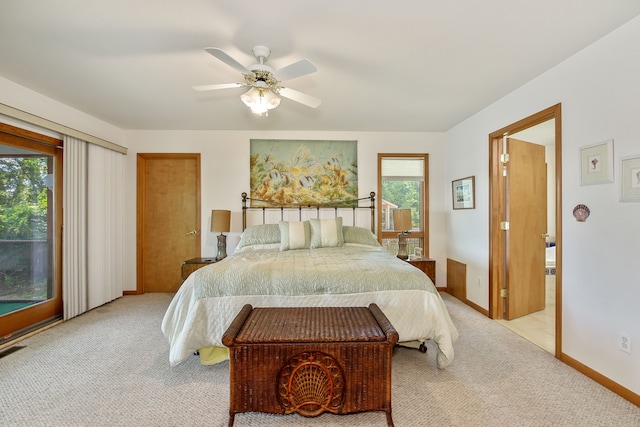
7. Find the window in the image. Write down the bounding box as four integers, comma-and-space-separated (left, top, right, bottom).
0, 123, 62, 342
377, 154, 428, 256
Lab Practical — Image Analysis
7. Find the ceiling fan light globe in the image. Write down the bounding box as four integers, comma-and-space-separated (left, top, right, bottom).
262, 89, 281, 109
241, 87, 281, 115
240, 87, 260, 107
251, 105, 269, 115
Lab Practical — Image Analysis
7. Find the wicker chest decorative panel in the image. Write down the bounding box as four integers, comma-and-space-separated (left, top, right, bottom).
222, 304, 399, 426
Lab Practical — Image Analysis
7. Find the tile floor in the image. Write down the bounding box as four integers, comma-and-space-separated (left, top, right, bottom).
495, 275, 556, 354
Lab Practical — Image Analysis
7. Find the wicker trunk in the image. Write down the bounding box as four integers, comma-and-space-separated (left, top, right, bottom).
222, 304, 399, 426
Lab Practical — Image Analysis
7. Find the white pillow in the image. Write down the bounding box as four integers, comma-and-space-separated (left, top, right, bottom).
279, 221, 311, 251
309, 217, 344, 248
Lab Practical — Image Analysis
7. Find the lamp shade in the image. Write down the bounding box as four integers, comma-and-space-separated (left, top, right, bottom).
211, 210, 231, 233
392, 208, 412, 231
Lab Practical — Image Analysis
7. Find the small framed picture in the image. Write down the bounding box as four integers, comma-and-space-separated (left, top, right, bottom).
580, 139, 614, 185
452, 176, 475, 210
620, 155, 640, 202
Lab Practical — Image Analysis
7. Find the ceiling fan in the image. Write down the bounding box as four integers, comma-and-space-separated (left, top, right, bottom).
193, 45, 321, 115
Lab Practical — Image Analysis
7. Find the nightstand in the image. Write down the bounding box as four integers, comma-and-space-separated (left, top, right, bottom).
181, 257, 217, 281
406, 256, 436, 284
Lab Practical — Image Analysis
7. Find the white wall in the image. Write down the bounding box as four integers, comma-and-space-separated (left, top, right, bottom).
446, 16, 640, 394
122, 130, 447, 291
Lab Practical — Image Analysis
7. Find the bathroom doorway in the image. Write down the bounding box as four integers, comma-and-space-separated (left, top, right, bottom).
488, 104, 562, 357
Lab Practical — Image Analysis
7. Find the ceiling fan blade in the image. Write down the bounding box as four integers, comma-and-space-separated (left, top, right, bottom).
192, 82, 245, 91
273, 59, 317, 82
279, 87, 321, 108
204, 47, 249, 74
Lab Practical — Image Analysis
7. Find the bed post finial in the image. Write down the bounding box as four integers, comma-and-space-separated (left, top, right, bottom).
370, 192, 375, 233
242, 192, 248, 231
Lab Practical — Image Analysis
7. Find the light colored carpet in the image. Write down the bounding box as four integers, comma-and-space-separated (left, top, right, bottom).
0, 292, 638, 426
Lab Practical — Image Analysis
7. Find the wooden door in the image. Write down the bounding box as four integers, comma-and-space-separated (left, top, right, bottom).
505, 138, 547, 319
137, 154, 200, 293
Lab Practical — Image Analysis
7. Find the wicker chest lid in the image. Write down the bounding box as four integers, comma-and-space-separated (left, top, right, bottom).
234, 306, 387, 344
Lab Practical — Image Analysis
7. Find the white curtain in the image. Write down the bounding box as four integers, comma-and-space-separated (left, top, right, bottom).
63, 136, 123, 320
63, 136, 87, 319
87, 143, 123, 310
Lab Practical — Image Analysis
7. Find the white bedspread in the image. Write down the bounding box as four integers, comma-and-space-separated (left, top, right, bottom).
161, 245, 458, 369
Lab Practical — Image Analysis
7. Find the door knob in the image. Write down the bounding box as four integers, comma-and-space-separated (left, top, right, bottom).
541, 233, 549, 239
185, 230, 198, 235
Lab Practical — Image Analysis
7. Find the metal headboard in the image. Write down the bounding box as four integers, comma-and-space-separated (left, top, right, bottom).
242, 191, 376, 233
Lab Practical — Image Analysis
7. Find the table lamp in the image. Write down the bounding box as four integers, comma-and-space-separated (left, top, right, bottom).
211, 209, 231, 260
392, 208, 412, 260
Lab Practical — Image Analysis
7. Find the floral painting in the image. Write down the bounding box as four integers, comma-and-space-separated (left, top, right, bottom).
250, 139, 358, 206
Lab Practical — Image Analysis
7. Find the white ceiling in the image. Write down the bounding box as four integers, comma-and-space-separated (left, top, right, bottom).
1, 1, 639, 132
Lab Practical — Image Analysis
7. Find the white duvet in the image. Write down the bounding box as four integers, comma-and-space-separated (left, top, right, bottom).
161, 244, 458, 369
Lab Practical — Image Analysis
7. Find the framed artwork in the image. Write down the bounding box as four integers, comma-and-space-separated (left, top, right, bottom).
580, 139, 614, 185
452, 176, 475, 210
249, 139, 358, 206
620, 154, 640, 202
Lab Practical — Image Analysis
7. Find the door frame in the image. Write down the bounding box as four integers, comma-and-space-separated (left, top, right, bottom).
488, 103, 562, 357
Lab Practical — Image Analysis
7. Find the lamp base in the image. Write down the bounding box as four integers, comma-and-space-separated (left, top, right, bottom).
216, 233, 227, 261
396, 232, 408, 260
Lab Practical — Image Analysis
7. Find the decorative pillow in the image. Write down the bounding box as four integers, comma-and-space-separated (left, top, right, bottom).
279, 221, 311, 251
309, 217, 344, 249
236, 224, 281, 250
342, 226, 380, 247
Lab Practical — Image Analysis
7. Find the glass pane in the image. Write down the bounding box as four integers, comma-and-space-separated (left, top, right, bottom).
381, 236, 422, 258
381, 180, 422, 231
0, 153, 53, 316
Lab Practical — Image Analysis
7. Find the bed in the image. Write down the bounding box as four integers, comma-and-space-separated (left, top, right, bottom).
161, 193, 458, 369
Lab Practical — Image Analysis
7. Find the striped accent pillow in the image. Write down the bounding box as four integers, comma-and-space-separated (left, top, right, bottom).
279, 221, 311, 251
309, 217, 344, 248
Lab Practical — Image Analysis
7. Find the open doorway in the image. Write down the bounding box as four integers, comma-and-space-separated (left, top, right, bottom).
488, 104, 562, 358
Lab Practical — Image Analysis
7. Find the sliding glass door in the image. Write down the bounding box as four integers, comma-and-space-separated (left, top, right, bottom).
0, 124, 62, 342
